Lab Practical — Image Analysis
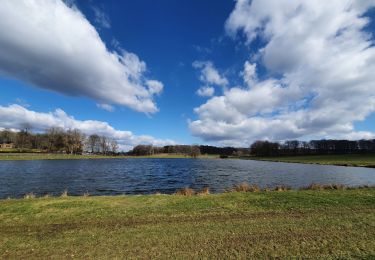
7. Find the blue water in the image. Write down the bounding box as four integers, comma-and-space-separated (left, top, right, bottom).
0, 158, 374, 198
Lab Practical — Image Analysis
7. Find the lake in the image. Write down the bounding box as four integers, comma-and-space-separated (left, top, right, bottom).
0, 158, 375, 198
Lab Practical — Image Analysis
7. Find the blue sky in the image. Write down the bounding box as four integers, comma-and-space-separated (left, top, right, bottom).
1, 0, 375, 149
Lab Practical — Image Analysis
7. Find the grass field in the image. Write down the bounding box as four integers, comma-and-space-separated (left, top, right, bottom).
1, 188, 374, 258
0, 153, 219, 161
250, 153, 375, 167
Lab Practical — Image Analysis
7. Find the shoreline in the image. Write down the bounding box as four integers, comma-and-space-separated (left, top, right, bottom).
240, 154, 375, 168
2, 185, 373, 201
245, 157, 375, 168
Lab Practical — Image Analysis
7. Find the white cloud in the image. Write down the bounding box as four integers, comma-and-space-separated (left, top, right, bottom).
242, 61, 257, 86
0, 0, 162, 113
96, 103, 115, 112
193, 61, 228, 87
196, 86, 215, 97
146, 80, 164, 95
0, 104, 175, 151
15, 98, 30, 108
92, 6, 111, 29
190, 0, 375, 146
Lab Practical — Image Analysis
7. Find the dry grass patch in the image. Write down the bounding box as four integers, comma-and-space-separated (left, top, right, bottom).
274, 185, 291, 192
233, 182, 250, 192
233, 183, 261, 192
174, 188, 195, 196
24, 192, 36, 199
197, 187, 210, 196
61, 189, 68, 198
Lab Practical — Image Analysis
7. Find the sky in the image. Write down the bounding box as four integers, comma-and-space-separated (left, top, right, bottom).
1, 0, 375, 150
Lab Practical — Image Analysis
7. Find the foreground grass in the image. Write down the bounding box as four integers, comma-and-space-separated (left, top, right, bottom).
0, 153, 219, 161
1, 189, 374, 258
249, 153, 375, 167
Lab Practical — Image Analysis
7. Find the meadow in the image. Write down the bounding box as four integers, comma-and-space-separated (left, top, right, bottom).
250, 153, 375, 167
1, 188, 374, 258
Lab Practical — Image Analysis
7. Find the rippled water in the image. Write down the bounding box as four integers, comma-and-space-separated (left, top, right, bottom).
0, 158, 374, 198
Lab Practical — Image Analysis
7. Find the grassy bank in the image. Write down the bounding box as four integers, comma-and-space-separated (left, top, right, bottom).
1, 188, 374, 258
0, 153, 219, 161
248, 153, 375, 167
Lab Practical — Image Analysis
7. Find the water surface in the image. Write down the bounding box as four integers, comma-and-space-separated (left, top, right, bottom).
0, 158, 374, 198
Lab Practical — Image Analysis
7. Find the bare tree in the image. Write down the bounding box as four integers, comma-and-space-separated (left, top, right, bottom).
87, 134, 100, 153
100, 136, 109, 154
110, 139, 119, 154
65, 129, 84, 154
45, 127, 65, 152
15, 123, 34, 149
190, 145, 201, 158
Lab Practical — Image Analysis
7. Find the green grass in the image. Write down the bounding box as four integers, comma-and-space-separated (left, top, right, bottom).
249, 153, 375, 167
0, 148, 41, 153
0, 148, 19, 153
0, 153, 219, 161
1, 189, 374, 258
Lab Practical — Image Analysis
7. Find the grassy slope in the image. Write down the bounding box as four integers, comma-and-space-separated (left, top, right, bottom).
0, 153, 219, 161
250, 153, 375, 167
1, 189, 374, 259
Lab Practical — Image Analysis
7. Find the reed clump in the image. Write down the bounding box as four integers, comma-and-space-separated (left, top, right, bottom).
233, 182, 250, 192
197, 187, 210, 196
233, 183, 261, 192
248, 185, 261, 192
13, 184, 374, 201
61, 189, 68, 198
174, 187, 195, 196
274, 185, 291, 192
24, 192, 36, 199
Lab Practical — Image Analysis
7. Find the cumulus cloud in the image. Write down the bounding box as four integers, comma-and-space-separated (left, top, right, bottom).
0, 104, 175, 151
196, 86, 215, 97
193, 61, 228, 87
0, 0, 163, 113
96, 103, 115, 112
242, 61, 257, 86
190, 0, 375, 146
146, 80, 164, 95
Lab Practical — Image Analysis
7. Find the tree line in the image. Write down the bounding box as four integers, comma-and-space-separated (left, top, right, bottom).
0, 128, 118, 154
131, 145, 201, 158
130, 145, 250, 157
250, 139, 375, 156
3, 127, 374, 157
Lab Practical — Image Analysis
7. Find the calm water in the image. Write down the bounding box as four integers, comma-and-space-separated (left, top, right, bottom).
0, 158, 375, 198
